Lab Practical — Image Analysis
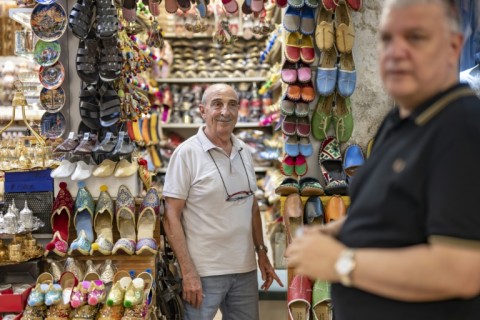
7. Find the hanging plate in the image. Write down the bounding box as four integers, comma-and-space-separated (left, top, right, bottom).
39, 61, 65, 89
33, 40, 61, 66
31, 3, 67, 42
41, 111, 66, 138
39, 86, 65, 112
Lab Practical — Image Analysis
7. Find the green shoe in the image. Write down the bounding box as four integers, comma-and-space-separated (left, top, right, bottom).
312, 280, 332, 320
312, 94, 334, 141
333, 93, 354, 143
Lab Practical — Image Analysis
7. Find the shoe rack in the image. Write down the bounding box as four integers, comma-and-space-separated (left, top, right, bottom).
282, 194, 350, 320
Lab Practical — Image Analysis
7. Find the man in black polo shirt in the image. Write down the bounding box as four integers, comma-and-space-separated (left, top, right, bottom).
286, 1, 480, 319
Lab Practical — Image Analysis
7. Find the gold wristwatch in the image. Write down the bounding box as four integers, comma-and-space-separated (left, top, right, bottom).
334, 248, 356, 287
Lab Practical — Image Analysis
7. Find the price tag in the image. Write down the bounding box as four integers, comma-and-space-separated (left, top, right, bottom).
68, 132, 75, 140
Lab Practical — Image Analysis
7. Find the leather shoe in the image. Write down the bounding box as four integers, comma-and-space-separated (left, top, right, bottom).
288, 275, 312, 320
325, 195, 346, 223
283, 193, 303, 244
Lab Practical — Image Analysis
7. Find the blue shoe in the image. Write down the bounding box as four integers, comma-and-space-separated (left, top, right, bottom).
195, 0, 207, 18
343, 144, 364, 176
337, 52, 356, 97
27, 273, 54, 307
45, 283, 62, 306
283, 6, 302, 32
299, 137, 313, 157
304, 196, 324, 225
300, 6, 316, 35
285, 135, 300, 157
316, 50, 338, 96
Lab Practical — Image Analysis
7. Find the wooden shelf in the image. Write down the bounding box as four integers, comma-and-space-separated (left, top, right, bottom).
156, 77, 266, 84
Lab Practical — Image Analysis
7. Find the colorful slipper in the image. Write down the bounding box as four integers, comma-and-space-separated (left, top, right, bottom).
136, 188, 160, 255
281, 60, 298, 84
312, 280, 332, 320
285, 135, 300, 157
337, 52, 357, 97
315, 5, 335, 51
298, 136, 313, 157
297, 116, 311, 137
316, 49, 338, 96
287, 83, 302, 101
318, 137, 348, 195
311, 94, 334, 141
332, 93, 353, 143
304, 196, 324, 225
91, 185, 114, 255
294, 155, 308, 176
281, 95, 296, 116
281, 155, 295, 176
300, 6, 316, 35
299, 177, 324, 196
295, 102, 309, 118
275, 178, 300, 195
343, 144, 364, 176
335, 1, 355, 53
283, 6, 302, 33
285, 32, 302, 63
299, 35, 315, 64
297, 62, 312, 83
112, 185, 136, 255
282, 115, 297, 136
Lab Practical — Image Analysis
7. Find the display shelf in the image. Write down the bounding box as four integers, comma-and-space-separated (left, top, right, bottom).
156, 77, 266, 83
8, 8, 32, 29
162, 122, 268, 129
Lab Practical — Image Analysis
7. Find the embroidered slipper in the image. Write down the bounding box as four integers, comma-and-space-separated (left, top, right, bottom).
299, 177, 324, 196
295, 102, 309, 118
315, 5, 335, 51
275, 178, 300, 195
297, 62, 311, 83
281, 60, 298, 84
91, 185, 114, 256
312, 94, 334, 141
343, 144, 364, 176
304, 196, 324, 225
285, 135, 300, 157
283, 6, 302, 33
287, 83, 302, 101
335, 1, 355, 53
136, 188, 160, 255
337, 52, 357, 97
298, 136, 313, 157
295, 155, 308, 176
299, 35, 315, 64
281, 155, 295, 176
318, 137, 348, 195
285, 32, 302, 63
45, 182, 73, 257
112, 185, 136, 255
282, 115, 297, 136
297, 116, 311, 137
281, 95, 296, 116
300, 6, 316, 35
332, 93, 353, 143
316, 48, 338, 96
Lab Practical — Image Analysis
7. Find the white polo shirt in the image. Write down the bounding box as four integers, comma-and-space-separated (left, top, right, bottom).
163, 127, 258, 277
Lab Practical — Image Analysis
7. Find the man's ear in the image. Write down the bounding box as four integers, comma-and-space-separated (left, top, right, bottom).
199, 104, 205, 118
450, 32, 464, 65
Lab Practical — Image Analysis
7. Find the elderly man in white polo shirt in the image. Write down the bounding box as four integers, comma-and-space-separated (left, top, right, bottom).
163, 83, 282, 320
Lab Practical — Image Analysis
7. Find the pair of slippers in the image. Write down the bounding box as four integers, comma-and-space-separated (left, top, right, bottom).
283, 6, 316, 36
285, 32, 315, 64
282, 115, 311, 137
312, 92, 353, 143
281, 96, 309, 117
275, 177, 324, 196
286, 81, 316, 102
282, 154, 308, 177
323, 0, 362, 12
281, 60, 312, 84
285, 135, 313, 158
318, 136, 348, 195
316, 50, 356, 98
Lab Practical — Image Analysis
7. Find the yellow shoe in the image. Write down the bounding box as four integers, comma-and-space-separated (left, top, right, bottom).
92, 159, 117, 177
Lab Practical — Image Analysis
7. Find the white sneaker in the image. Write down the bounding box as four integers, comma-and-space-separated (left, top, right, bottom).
71, 161, 94, 181
51, 160, 77, 178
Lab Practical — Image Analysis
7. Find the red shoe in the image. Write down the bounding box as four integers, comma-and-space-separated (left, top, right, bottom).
45, 182, 73, 257
322, 0, 337, 11
288, 275, 312, 320
346, 0, 362, 11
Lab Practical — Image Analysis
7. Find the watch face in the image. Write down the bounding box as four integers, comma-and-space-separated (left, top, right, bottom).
337, 258, 354, 274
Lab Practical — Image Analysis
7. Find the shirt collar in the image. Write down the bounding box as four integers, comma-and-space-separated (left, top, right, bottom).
196, 126, 243, 153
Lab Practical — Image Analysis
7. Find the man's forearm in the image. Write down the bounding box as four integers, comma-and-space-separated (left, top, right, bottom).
251, 200, 265, 249
163, 214, 197, 276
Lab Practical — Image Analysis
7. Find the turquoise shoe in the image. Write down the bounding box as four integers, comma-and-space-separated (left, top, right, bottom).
27, 272, 54, 307
45, 283, 62, 306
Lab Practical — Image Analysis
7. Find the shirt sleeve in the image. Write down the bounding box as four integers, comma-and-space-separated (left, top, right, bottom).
162, 146, 191, 200
426, 102, 480, 243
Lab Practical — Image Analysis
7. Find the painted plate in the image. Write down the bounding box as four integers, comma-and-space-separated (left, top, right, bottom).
34, 40, 61, 66
35, 0, 58, 4
39, 61, 65, 89
40, 86, 65, 112
31, 3, 67, 42
41, 111, 66, 138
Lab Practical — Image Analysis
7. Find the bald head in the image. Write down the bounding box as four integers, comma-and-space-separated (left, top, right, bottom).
381, 0, 462, 33
201, 84, 239, 106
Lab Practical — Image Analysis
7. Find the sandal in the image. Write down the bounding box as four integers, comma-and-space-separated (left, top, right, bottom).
95, 0, 118, 39
68, 0, 94, 39
79, 84, 102, 130
76, 31, 99, 84
99, 37, 122, 82
98, 81, 121, 127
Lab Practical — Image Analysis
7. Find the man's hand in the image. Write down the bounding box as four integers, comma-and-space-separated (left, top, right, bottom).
257, 251, 284, 291
182, 270, 203, 308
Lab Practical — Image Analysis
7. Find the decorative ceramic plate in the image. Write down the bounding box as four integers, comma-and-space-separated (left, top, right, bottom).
40, 86, 65, 112
33, 40, 61, 66
31, 3, 67, 42
41, 111, 66, 138
39, 61, 65, 89
35, 0, 58, 4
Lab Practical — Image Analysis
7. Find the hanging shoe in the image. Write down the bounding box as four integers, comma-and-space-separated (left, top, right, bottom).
92, 159, 117, 177
112, 185, 136, 255
50, 160, 76, 178
71, 160, 95, 181
69, 182, 94, 255
91, 185, 114, 255
136, 188, 160, 255
45, 182, 73, 257
113, 159, 139, 177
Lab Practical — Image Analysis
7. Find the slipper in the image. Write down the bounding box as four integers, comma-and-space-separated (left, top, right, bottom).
318, 137, 348, 195
122, 0, 137, 22
250, 0, 264, 12
312, 280, 332, 320
305, 0, 319, 8
71, 161, 94, 181
299, 35, 315, 64
91, 185, 114, 255
285, 135, 300, 157
332, 93, 353, 143
298, 136, 313, 157
322, 0, 337, 11
346, 0, 362, 11
299, 177, 324, 196
295, 102, 309, 118
304, 196, 324, 225
343, 144, 364, 176
284, 194, 303, 244
114, 159, 139, 177
335, 1, 355, 53
275, 178, 300, 195
222, 0, 238, 13
301, 81, 316, 102
295, 155, 308, 176
288, 275, 312, 320
177, 0, 192, 12
297, 116, 311, 137
285, 32, 302, 63
92, 159, 117, 177
281, 155, 295, 176
281, 60, 298, 84
282, 115, 297, 136
312, 94, 334, 141
337, 52, 357, 97
283, 6, 302, 33
276, 0, 288, 7
297, 62, 312, 83
287, 83, 302, 101
70, 183, 95, 255
281, 95, 296, 116
136, 188, 160, 255
300, 6, 316, 35
316, 49, 338, 96
165, 0, 178, 13
325, 195, 346, 222
315, 5, 335, 51
112, 185, 136, 255
51, 159, 77, 178
287, 0, 304, 8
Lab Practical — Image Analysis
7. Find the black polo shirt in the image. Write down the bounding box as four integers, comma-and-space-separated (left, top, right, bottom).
333, 84, 480, 320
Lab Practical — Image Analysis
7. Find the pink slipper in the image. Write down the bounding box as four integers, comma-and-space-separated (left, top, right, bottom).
222, 0, 239, 13
297, 62, 311, 83
251, 0, 264, 12
281, 60, 298, 84
165, 0, 178, 13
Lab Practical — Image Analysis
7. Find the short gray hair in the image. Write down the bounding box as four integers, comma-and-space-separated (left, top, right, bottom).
382, 0, 462, 33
